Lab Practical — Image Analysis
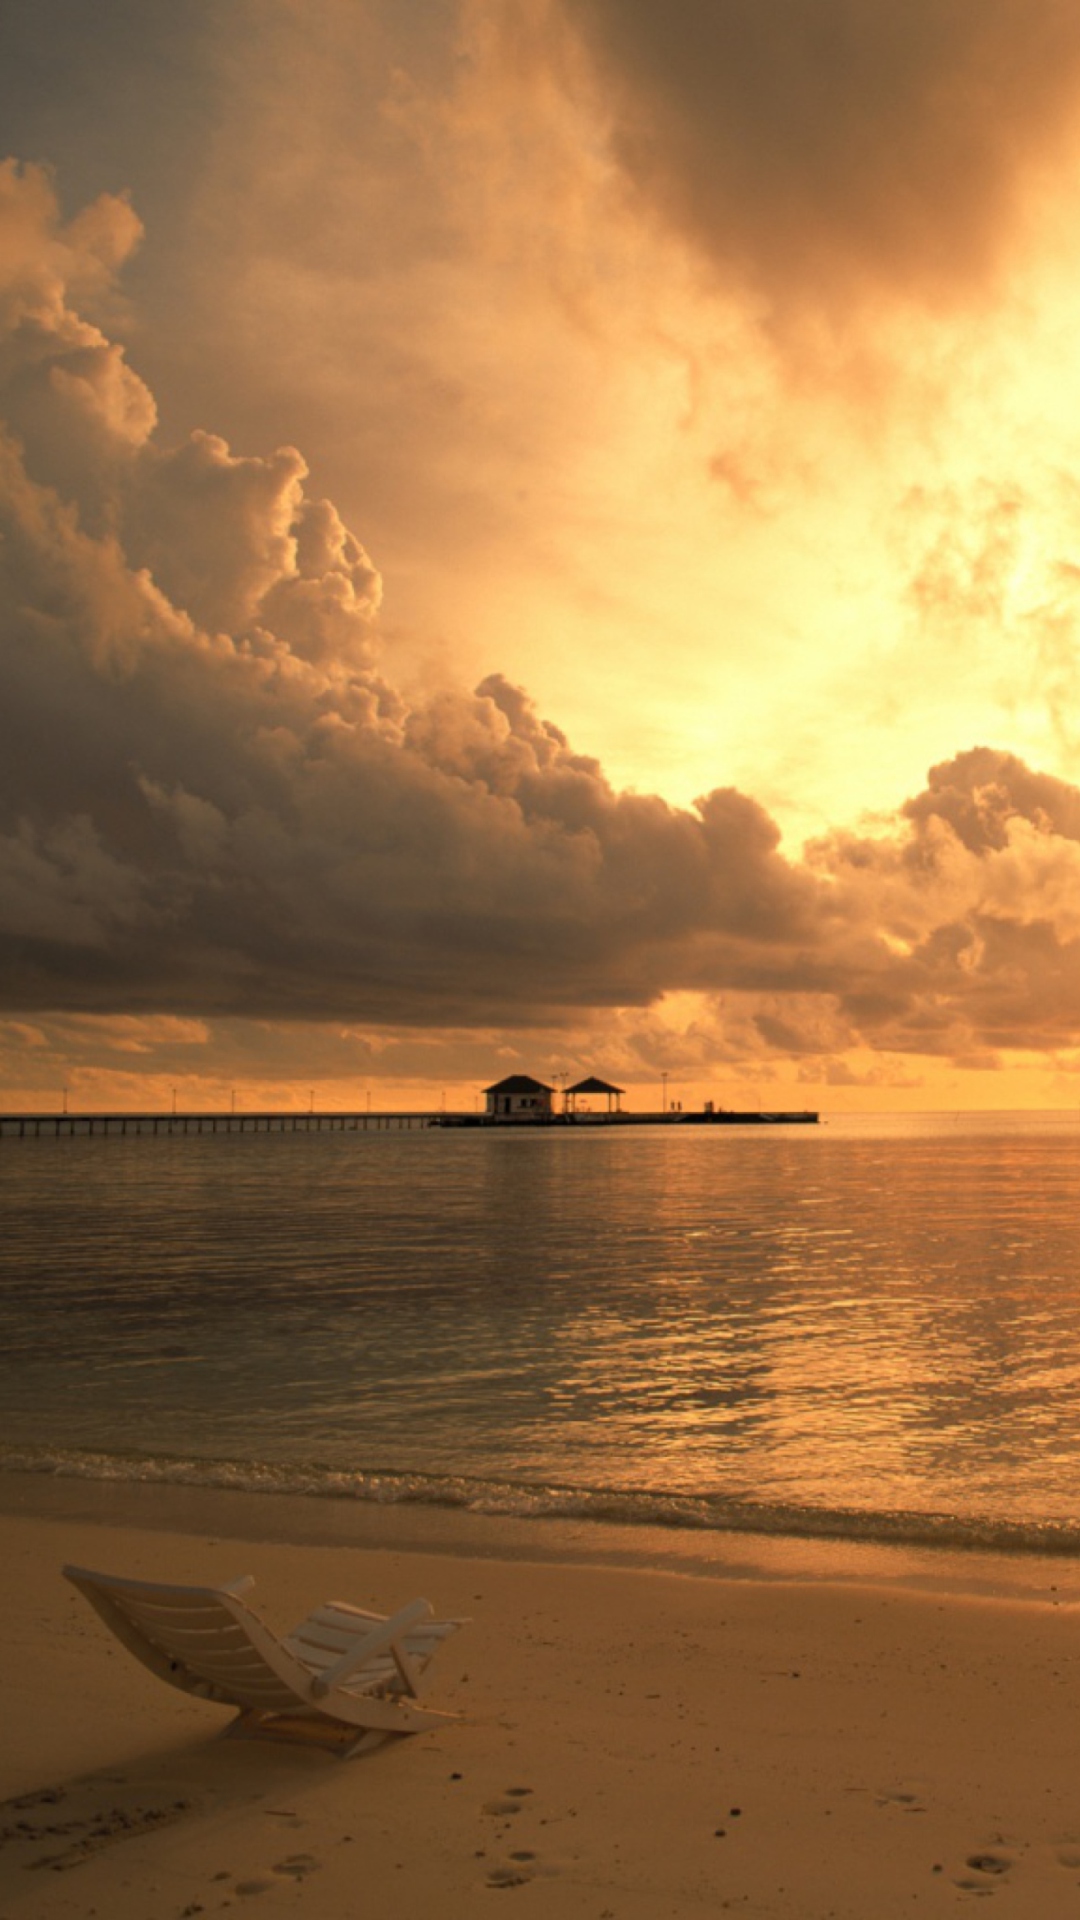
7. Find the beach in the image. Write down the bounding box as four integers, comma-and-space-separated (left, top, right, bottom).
3, 1477, 1080, 1918
5, 1120, 1080, 1915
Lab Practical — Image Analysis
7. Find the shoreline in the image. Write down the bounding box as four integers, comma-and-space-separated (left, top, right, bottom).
4, 1478, 1080, 1915
4, 1467, 1080, 1606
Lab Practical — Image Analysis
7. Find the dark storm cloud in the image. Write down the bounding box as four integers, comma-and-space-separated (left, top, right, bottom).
0, 0, 219, 223
563, 0, 1080, 311
5, 160, 1080, 1071
0, 164, 828, 1027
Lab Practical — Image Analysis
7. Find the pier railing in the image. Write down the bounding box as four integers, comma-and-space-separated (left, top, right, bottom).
0, 1107, 818, 1138
0, 1111, 439, 1138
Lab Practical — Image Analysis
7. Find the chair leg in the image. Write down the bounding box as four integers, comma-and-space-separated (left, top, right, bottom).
220, 1710, 400, 1756
220, 1710, 271, 1744
340, 1729, 395, 1758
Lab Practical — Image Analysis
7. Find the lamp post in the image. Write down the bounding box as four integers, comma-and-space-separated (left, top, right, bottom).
660, 1071, 668, 1115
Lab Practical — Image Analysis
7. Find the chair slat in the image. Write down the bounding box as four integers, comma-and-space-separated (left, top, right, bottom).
287, 1625, 360, 1658
119, 1600, 248, 1635
131, 1623, 250, 1653
106, 1592, 243, 1621
305, 1604, 383, 1629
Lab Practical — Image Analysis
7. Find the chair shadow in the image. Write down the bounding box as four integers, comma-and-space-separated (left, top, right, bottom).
0, 1721, 373, 1895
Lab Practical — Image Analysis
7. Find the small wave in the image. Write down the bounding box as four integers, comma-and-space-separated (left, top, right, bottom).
5, 1443, 1080, 1558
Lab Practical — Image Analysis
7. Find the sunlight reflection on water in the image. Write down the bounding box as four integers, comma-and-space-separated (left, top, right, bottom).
3, 1111, 1080, 1546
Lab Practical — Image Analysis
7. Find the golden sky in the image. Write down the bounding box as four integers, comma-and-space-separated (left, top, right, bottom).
4, 0, 1080, 1111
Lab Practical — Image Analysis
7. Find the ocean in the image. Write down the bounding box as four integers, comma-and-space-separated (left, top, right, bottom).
3, 1110, 1080, 1564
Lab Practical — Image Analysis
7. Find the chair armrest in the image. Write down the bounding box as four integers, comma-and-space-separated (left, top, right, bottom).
309, 1597, 433, 1699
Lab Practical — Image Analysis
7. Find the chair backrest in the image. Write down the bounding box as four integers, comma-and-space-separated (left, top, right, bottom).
63, 1565, 304, 1713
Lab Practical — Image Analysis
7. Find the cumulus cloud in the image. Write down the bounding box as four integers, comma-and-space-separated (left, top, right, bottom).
563, 0, 1080, 317
0, 162, 830, 1029
4, 159, 1080, 1088
809, 748, 1080, 1056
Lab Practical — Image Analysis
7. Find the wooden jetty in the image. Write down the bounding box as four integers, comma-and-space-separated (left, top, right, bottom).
1, 1107, 818, 1139
0, 1110, 438, 1139
437, 1110, 819, 1129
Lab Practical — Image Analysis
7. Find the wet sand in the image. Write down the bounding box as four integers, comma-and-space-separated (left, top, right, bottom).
2, 1475, 1080, 1917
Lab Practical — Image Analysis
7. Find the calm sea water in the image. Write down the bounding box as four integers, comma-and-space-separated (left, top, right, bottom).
3, 1111, 1080, 1556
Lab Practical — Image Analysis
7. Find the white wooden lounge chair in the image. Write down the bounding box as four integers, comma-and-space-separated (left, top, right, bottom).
63, 1564, 464, 1756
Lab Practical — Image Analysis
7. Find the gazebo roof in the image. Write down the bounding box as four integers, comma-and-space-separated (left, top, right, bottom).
484, 1074, 554, 1095
568, 1076, 624, 1095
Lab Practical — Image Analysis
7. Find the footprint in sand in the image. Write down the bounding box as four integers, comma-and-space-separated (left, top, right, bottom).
954, 1852, 1013, 1894
486, 1857, 537, 1889
481, 1789, 540, 1883
272, 1853, 321, 1879
875, 1788, 928, 1814
482, 1790, 533, 1818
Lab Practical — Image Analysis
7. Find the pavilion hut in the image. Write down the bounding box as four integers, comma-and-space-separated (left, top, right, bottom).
483, 1074, 555, 1120
566, 1075, 624, 1115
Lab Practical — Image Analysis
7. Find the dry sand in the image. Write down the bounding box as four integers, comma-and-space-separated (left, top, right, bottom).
2, 1477, 1080, 1918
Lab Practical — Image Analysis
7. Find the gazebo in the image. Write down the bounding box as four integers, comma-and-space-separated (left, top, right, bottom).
566, 1076, 624, 1115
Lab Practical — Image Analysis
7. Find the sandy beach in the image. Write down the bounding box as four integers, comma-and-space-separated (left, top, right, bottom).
3, 1480, 1080, 1916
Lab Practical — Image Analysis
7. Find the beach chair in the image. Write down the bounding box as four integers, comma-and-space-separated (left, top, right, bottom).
63, 1564, 464, 1756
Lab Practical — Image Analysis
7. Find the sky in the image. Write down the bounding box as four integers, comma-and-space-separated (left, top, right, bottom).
5, 0, 1080, 1111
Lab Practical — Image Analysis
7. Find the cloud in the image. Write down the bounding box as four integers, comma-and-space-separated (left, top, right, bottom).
563, 0, 1080, 318
5, 160, 1080, 1093
809, 747, 1080, 1055
0, 162, 831, 1029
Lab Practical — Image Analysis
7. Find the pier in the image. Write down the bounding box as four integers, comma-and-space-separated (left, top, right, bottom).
0, 1110, 439, 1139
1, 1107, 818, 1139
437, 1110, 819, 1129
